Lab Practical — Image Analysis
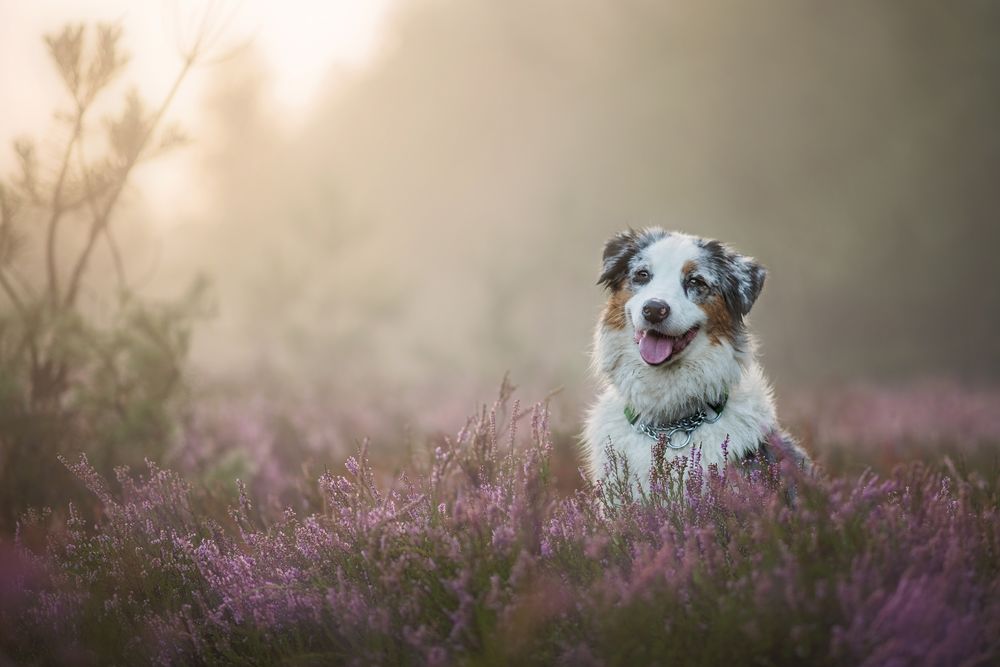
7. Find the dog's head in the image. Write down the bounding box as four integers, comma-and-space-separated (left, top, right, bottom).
594, 228, 765, 404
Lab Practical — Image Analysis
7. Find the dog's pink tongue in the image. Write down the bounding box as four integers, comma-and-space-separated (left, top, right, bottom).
639, 333, 673, 365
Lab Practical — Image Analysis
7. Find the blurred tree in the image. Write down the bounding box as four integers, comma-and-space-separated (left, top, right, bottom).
0, 19, 230, 528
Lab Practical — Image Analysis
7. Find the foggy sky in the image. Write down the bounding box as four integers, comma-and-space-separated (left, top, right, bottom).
13, 0, 1000, 410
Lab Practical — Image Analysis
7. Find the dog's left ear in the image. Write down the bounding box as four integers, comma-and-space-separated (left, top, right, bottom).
706, 240, 766, 318
724, 252, 766, 318
597, 229, 640, 290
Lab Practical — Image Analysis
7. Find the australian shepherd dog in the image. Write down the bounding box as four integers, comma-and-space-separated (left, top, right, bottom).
583, 228, 811, 485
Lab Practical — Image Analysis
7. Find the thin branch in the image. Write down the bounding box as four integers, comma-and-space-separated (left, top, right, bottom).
174, 0, 244, 64
102, 226, 127, 290
0, 189, 27, 317
64, 3, 239, 308
61, 180, 115, 212
197, 35, 253, 68
43, 109, 85, 308
63, 56, 194, 308
76, 132, 127, 291
201, 0, 245, 57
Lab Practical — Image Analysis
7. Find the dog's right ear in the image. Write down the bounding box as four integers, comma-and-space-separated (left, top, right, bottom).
597, 230, 640, 290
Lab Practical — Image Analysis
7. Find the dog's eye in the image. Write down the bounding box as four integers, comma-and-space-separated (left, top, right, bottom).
634, 269, 651, 284
685, 275, 707, 291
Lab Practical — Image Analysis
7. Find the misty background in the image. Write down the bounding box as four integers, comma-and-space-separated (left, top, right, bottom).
4, 0, 1000, 428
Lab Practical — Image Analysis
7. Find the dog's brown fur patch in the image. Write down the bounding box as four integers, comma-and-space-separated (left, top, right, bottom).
602, 287, 632, 329
700, 293, 738, 345
682, 260, 697, 277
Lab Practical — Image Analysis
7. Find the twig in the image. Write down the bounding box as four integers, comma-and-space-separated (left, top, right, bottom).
102, 227, 127, 290
64, 0, 241, 308
0, 192, 27, 317
75, 133, 127, 290
63, 55, 194, 308
43, 109, 85, 308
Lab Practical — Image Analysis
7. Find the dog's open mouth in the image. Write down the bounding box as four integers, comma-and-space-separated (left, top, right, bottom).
634, 326, 700, 366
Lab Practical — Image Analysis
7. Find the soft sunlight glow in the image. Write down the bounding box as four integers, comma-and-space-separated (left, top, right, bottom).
0, 1, 397, 227
0, 0, 396, 145
241, 0, 396, 110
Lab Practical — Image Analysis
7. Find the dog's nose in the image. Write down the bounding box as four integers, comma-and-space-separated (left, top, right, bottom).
641, 299, 670, 324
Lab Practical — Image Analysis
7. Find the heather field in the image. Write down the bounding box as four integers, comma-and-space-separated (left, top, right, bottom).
1, 381, 999, 666
3, 3, 1000, 665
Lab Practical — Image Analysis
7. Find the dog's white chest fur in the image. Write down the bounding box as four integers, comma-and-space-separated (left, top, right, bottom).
584, 361, 778, 480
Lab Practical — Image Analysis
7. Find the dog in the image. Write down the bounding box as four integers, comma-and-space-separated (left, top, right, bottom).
583, 228, 810, 485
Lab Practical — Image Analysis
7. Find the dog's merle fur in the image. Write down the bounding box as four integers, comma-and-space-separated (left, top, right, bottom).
584, 228, 810, 485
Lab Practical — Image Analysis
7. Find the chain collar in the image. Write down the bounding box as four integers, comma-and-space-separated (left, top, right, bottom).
623, 391, 729, 450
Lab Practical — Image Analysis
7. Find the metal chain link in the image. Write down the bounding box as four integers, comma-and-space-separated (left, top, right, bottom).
631, 403, 724, 450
